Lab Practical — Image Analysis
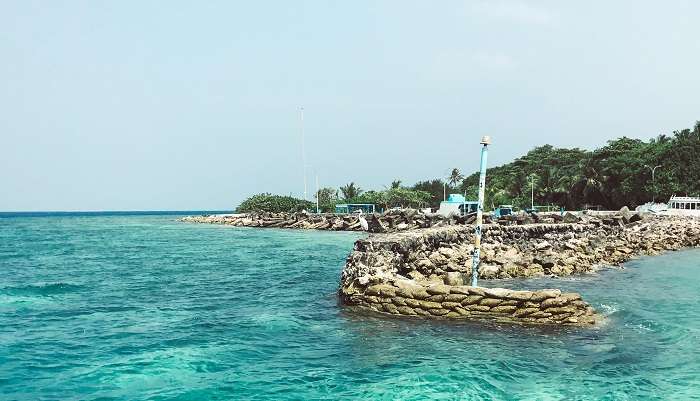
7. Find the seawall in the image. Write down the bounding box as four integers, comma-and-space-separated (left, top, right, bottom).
338, 216, 700, 326
180, 210, 700, 326
180, 210, 459, 232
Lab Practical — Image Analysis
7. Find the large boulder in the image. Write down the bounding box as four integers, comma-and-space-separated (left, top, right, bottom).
628, 212, 644, 224
619, 206, 632, 223
478, 264, 500, 278
562, 212, 579, 224
444, 271, 464, 286
367, 215, 388, 233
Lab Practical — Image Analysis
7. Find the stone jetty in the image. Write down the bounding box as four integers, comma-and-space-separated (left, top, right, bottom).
180, 209, 461, 232
338, 214, 700, 326
181, 208, 609, 233
182, 210, 700, 326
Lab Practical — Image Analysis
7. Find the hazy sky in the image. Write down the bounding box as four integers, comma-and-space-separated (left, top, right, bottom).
2, 1, 699, 211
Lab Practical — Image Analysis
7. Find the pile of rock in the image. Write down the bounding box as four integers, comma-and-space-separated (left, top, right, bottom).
341, 215, 700, 284
181, 208, 663, 234
339, 214, 700, 325
181, 209, 461, 233
182, 209, 700, 326
182, 212, 364, 230
481, 215, 700, 278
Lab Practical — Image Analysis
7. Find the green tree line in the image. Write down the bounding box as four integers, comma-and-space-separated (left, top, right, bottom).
236, 193, 315, 213
236, 121, 700, 213
236, 186, 433, 213
460, 121, 700, 210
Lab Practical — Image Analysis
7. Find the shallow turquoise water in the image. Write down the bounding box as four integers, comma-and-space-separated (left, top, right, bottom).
1, 214, 700, 400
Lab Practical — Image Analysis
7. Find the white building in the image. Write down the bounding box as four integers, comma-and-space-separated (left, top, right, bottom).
436, 194, 478, 217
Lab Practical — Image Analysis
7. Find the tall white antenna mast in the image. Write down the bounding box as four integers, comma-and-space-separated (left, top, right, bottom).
300, 107, 307, 200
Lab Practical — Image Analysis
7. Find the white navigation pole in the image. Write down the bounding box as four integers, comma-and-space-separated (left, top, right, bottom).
471, 136, 491, 287
300, 107, 308, 200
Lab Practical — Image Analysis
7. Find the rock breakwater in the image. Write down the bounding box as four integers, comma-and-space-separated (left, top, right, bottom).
181, 210, 700, 326
180, 208, 676, 234
339, 215, 700, 326
342, 215, 700, 282
181, 210, 459, 232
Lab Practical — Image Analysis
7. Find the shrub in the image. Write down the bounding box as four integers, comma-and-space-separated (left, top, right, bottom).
236, 193, 315, 213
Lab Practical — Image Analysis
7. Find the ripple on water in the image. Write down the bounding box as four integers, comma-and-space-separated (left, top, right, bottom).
0, 282, 84, 297
1, 215, 700, 400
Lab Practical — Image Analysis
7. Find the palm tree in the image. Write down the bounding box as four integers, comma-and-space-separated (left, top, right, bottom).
566, 160, 607, 208
390, 180, 402, 189
339, 182, 362, 200
448, 168, 464, 187
486, 186, 509, 210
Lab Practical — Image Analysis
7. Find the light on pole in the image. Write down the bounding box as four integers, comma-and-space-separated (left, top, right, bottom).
471, 136, 491, 287
644, 164, 662, 202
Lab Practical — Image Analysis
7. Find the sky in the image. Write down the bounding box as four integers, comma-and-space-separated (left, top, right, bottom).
2, 0, 699, 211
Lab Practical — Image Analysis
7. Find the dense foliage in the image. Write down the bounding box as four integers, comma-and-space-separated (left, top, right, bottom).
339, 182, 362, 199
411, 179, 456, 209
236, 121, 699, 213
316, 187, 339, 213
460, 121, 700, 210
236, 193, 314, 213
350, 188, 432, 210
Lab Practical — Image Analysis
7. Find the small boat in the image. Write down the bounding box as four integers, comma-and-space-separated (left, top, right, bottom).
661, 196, 700, 217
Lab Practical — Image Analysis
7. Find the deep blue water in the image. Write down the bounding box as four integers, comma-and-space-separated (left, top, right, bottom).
1, 213, 700, 400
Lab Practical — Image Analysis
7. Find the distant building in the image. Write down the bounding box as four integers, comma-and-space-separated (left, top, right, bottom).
335, 203, 376, 214
437, 194, 478, 217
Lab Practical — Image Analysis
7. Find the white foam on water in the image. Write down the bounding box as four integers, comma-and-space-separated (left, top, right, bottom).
598, 303, 619, 315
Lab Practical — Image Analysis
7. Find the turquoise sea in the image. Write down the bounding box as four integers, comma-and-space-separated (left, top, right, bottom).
1, 213, 699, 400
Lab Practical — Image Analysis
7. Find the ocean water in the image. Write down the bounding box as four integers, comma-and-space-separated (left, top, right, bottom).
1, 213, 699, 401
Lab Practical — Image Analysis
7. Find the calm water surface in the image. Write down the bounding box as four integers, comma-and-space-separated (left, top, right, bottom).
1, 214, 699, 400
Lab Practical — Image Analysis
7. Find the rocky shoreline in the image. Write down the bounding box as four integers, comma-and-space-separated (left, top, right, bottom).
180, 210, 459, 232
180, 208, 645, 233
338, 214, 700, 326
181, 210, 700, 326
